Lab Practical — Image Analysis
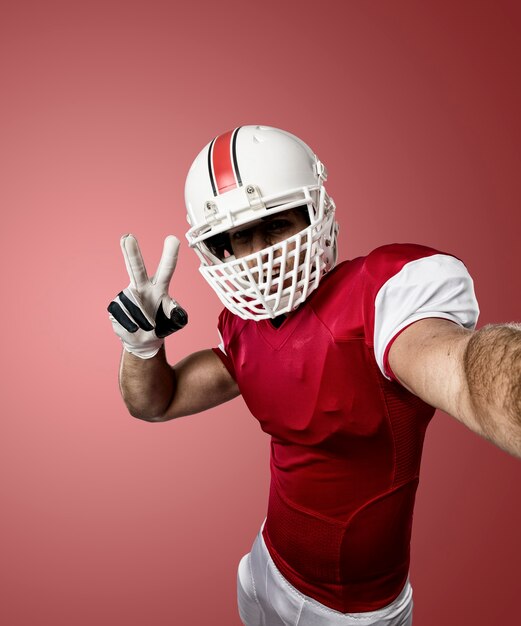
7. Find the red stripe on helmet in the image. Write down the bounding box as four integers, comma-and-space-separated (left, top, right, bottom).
212, 130, 238, 194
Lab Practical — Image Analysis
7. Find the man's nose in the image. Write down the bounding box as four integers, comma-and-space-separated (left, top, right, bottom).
250, 230, 271, 254
244, 230, 276, 272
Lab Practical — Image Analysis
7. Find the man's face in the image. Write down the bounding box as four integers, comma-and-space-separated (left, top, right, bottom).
226, 207, 310, 294
227, 208, 309, 258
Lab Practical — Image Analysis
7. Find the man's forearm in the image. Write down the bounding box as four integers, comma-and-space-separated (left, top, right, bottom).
463, 323, 521, 457
119, 345, 176, 421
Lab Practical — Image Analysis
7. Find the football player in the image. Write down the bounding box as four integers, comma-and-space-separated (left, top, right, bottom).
108, 126, 520, 626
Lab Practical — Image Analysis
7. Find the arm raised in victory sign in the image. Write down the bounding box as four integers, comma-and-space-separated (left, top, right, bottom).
108, 235, 239, 422
388, 318, 521, 458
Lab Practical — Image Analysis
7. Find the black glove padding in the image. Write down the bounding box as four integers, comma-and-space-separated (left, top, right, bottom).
108, 234, 187, 358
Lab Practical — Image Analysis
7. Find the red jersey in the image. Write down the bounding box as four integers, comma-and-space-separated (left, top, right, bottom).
213, 243, 479, 613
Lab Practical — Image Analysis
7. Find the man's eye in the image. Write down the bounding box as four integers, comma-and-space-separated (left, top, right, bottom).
265, 220, 289, 231
231, 229, 252, 241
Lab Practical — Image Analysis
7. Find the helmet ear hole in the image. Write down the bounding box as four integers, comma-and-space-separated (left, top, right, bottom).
296, 205, 311, 226
205, 232, 233, 261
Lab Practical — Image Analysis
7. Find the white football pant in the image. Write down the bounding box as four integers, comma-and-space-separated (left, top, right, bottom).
237, 527, 413, 626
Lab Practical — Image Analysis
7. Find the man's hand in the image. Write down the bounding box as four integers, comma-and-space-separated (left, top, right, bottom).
108, 234, 188, 358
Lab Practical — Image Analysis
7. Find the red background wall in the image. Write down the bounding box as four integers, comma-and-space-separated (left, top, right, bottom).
1, 1, 519, 624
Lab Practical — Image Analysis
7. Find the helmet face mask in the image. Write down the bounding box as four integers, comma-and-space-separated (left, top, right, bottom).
204, 205, 311, 262
185, 125, 339, 321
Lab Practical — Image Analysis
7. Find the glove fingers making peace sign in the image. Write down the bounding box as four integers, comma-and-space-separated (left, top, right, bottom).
108, 234, 188, 358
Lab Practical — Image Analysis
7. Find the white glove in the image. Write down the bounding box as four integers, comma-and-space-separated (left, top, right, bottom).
108, 234, 188, 358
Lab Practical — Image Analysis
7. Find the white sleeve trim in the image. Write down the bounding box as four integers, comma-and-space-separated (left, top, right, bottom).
217, 329, 227, 355
374, 254, 480, 379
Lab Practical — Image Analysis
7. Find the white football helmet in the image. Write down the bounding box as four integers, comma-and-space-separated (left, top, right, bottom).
185, 125, 338, 321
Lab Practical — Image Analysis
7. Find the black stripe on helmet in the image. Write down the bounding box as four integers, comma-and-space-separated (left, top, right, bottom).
207, 137, 217, 196
231, 127, 242, 186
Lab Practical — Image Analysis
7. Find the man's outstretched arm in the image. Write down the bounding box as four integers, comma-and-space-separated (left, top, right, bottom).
388, 318, 521, 458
